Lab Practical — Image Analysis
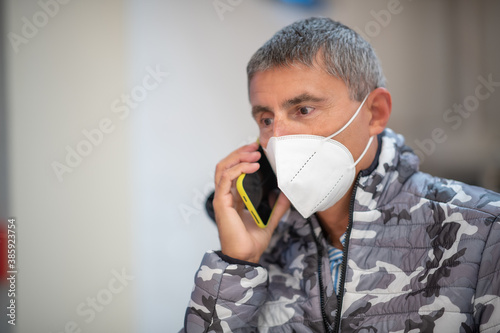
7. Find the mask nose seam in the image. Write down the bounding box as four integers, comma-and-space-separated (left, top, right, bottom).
290, 152, 317, 182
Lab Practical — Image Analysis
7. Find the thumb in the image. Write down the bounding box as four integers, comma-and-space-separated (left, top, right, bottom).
265, 192, 290, 233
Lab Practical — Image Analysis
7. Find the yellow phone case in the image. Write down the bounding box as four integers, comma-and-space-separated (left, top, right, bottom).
236, 173, 268, 228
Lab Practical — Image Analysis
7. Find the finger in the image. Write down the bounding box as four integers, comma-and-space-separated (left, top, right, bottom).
214, 143, 260, 185
215, 152, 260, 186
213, 161, 260, 208
231, 181, 245, 214
215, 148, 260, 186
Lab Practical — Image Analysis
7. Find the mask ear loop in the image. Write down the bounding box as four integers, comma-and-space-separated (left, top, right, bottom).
322, 93, 370, 143
352, 135, 375, 168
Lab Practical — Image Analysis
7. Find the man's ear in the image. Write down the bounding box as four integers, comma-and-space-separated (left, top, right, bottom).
367, 87, 392, 137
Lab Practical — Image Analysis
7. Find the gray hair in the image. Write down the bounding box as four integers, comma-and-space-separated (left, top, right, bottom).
247, 17, 386, 101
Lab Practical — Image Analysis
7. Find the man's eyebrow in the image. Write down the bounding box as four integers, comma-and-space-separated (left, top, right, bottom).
251, 93, 326, 118
281, 93, 326, 109
251, 105, 272, 118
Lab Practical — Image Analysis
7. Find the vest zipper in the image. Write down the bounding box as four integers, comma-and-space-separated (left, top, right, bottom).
309, 173, 362, 332
333, 173, 361, 333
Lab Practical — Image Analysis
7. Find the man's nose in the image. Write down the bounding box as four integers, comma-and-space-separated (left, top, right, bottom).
272, 115, 287, 137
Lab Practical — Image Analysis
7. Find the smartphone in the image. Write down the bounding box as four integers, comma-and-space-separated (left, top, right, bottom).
236, 145, 279, 228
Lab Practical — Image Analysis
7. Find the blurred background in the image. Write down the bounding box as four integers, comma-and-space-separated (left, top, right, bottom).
0, 0, 499, 332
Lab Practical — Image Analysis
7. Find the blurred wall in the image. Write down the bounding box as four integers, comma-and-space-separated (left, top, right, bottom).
3, 1, 499, 332
5, 1, 135, 332
0, 0, 7, 219
1, 1, 11, 333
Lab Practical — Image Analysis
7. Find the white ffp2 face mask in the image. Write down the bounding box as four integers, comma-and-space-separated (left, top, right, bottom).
264, 94, 374, 218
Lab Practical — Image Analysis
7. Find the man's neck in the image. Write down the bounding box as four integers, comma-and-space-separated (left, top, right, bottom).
315, 183, 354, 250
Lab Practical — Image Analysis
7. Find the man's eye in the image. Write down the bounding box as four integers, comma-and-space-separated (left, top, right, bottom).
299, 106, 314, 115
262, 118, 273, 126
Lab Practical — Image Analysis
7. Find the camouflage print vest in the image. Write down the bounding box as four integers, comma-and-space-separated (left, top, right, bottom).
183, 129, 500, 333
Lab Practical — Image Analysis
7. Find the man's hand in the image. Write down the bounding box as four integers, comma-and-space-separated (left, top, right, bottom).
213, 142, 290, 264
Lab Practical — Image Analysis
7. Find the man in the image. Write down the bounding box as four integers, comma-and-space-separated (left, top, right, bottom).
181, 17, 500, 332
